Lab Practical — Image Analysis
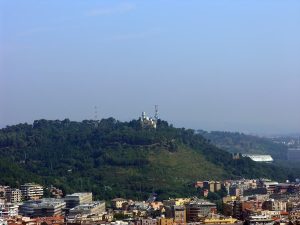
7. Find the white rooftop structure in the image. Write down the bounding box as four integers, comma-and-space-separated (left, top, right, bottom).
140, 112, 157, 129
242, 154, 273, 162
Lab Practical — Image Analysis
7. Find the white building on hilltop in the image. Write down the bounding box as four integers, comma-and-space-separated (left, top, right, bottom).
140, 112, 157, 129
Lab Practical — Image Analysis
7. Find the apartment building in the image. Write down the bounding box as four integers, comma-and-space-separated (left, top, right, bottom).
20, 183, 43, 200
65, 192, 92, 210
68, 201, 105, 217
19, 198, 66, 217
186, 199, 217, 222
5, 188, 22, 203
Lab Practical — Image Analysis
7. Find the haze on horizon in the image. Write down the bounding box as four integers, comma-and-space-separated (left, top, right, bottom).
0, 0, 299, 135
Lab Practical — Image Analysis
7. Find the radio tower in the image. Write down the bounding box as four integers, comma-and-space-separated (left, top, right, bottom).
154, 105, 159, 120
94, 106, 98, 121
94, 106, 99, 128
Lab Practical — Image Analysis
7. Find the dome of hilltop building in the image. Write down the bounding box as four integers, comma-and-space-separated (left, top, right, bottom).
139, 106, 159, 129
140, 112, 157, 129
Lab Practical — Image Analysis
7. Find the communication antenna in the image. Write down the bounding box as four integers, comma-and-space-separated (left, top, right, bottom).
154, 105, 159, 120
94, 106, 99, 128
94, 106, 98, 121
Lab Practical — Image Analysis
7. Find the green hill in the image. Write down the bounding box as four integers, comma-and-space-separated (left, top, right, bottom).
0, 119, 297, 200
199, 131, 287, 160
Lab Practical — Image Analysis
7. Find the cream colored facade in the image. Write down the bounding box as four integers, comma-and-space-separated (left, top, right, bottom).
5, 188, 22, 203
203, 218, 238, 224
159, 218, 173, 225
112, 198, 127, 209
164, 198, 191, 207
20, 183, 43, 200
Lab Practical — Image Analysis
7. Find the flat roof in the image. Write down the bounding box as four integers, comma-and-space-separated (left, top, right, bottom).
65, 192, 92, 197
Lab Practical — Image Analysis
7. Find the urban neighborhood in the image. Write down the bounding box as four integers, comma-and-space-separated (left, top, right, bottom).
1, 178, 300, 225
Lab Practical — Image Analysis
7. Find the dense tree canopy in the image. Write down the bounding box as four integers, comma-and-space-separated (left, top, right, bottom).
0, 119, 298, 200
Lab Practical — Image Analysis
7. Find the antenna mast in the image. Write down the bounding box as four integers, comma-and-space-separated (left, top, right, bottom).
154, 105, 159, 120
94, 106, 98, 121
94, 106, 99, 128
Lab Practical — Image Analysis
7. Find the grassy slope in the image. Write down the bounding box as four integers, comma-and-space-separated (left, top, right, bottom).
79, 146, 225, 199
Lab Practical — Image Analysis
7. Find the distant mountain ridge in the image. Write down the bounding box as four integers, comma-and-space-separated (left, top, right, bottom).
0, 119, 297, 200
199, 130, 287, 160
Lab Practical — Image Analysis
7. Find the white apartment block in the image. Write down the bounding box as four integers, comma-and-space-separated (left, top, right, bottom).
20, 183, 43, 200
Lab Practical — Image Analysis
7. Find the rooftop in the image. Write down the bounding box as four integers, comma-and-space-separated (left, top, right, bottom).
189, 199, 216, 206
242, 154, 273, 162
71, 201, 105, 211
65, 192, 92, 197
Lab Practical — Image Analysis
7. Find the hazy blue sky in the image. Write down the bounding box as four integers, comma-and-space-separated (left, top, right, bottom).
1, 0, 300, 134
